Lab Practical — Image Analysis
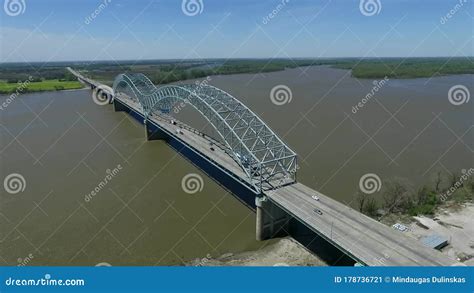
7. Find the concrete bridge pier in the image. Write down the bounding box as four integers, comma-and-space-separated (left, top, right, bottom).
255, 196, 291, 241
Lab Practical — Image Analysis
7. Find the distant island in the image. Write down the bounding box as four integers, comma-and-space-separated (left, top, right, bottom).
0, 57, 472, 94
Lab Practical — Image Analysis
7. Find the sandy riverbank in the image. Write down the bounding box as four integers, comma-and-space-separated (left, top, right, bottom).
381, 201, 474, 266
406, 202, 474, 265
187, 237, 326, 266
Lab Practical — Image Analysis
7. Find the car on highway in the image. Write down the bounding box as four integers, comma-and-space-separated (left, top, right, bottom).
311, 195, 320, 201
313, 209, 323, 215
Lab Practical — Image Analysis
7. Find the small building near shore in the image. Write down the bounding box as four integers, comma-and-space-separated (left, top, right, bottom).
421, 234, 449, 250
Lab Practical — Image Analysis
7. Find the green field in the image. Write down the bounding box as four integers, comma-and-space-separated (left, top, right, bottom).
0, 79, 83, 94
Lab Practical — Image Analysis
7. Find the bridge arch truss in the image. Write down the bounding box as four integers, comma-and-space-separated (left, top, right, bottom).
113, 73, 298, 193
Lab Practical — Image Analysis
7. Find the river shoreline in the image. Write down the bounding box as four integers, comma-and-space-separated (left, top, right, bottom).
2, 62, 473, 95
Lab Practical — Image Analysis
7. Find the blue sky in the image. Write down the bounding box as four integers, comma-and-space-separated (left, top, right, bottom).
1, 0, 472, 62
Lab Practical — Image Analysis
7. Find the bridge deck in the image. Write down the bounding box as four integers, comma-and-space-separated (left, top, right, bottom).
117, 95, 457, 266
267, 184, 457, 266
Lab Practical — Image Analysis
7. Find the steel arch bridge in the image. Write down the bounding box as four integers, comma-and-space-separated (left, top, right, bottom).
113, 73, 298, 192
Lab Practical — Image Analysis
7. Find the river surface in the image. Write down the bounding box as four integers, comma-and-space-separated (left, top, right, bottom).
0, 66, 472, 265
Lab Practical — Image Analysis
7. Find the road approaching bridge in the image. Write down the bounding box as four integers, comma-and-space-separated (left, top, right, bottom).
68, 68, 459, 266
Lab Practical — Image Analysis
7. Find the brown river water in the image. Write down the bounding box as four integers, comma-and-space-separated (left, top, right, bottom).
0, 66, 472, 265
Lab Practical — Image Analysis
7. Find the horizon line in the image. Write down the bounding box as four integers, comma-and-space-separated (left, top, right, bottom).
1, 56, 472, 65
